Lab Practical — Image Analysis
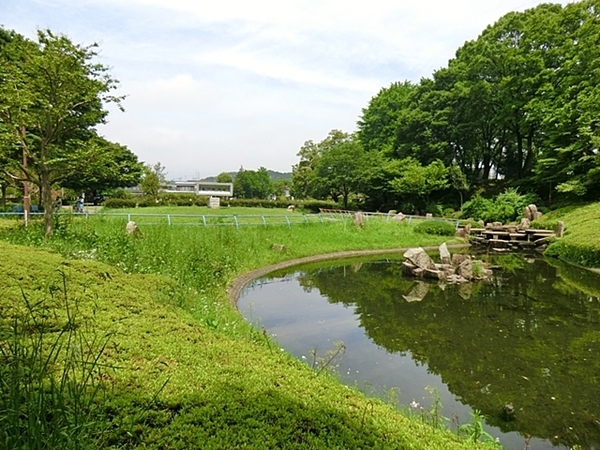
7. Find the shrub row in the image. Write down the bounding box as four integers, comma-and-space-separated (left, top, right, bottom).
103, 196, 339, 213
413, 220, 456, 236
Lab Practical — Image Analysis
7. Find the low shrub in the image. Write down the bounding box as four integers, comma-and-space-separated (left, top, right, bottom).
545, 241, 600, 267
413, 220, 456, 236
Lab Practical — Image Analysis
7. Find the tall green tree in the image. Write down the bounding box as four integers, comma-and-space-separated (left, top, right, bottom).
140, 162, 167, 199
389, 158, 449, 212
0, 29, 124, 235
357, 81, 416, 153
60, 137, 143, 196
216, 172, 233, 184
292, 130, 367, 208
233, 167, 273, 199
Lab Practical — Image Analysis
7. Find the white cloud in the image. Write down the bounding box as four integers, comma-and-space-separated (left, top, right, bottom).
2, 0, 569, 179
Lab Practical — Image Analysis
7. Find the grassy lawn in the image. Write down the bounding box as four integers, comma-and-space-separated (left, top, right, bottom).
0, 212, 488, 449
534, 202, 600, 268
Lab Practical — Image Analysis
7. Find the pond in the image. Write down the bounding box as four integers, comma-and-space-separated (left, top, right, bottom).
238, 252, 600, 450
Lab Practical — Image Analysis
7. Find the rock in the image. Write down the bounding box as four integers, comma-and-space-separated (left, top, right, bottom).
392, 212, 405, 222
439, 242, 451, 265
502, 403, 516, 422
412, 268, 425, 278
126, 221, 142, 237
402, 281, 430, 302
451, 254, 471, 267
517, 218, 531, 231
455, 228, 466, 238
272, 244, 286, 252
287, 205, 295, 212
457, 259, 473, 281
402, 261, 417, 276
425, 213, 433, 218
557, 221, 565, 238
353, 212, 365, 228
388, 210, 397, 215
403, 247, 437, 270
464, 223, 471, 237
534, 211, 543, 220
492, 221, 503, 229
478, 220, 485, 227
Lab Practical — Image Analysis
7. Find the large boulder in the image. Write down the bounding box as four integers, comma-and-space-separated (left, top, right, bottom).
451, 254, 471, 267
524, 204, 543, 221
403, 247, 437, 270
518, 217, 531, 231
457, 259, 474, 281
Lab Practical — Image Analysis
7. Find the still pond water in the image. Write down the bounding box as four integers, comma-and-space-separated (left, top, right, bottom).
238, 253, 600, 450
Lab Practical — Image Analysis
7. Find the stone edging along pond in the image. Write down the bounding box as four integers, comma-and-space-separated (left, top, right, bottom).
228, 243, 472, 308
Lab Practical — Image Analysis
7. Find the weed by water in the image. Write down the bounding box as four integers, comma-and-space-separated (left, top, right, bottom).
309, 341, 347, 376
457, 410, 501, 449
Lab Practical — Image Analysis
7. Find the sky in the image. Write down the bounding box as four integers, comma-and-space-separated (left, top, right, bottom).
1, 0, 569, 180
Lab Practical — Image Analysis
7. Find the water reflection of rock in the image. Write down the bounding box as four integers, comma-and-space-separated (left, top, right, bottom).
402, 281, 430, 302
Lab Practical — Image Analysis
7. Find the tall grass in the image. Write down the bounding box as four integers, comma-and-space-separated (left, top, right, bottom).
0, 272, 112, 449
0, 214, 451, 331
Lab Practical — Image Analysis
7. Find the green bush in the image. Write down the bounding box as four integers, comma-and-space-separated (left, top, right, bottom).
413, 220, 456, 236
460, 188, 538, 223
545, 241, 600, 267
460, 195, 493, 221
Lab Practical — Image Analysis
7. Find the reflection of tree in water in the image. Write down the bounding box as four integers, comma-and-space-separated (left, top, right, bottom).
292, 256, 600, 449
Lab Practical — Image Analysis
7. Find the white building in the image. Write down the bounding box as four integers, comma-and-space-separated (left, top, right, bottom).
163, 181, 233, 197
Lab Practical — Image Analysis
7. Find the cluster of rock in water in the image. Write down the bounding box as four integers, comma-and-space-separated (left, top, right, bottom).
401, 243, 493, 284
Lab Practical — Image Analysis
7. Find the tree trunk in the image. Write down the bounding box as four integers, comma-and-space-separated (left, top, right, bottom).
41, 170, 54, 236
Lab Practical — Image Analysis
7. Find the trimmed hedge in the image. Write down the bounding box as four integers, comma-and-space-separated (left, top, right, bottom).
103, 196, 339, 213
413, 220, 456, 236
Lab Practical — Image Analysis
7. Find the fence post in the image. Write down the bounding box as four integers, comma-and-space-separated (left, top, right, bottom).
408, 216, 412, 225
202, 215, 207, 227
262, 216, 266, 227
167, 215, 171, 226
304, 215, 309, 224
127, 214, 131, 222
285, 215, 291, 228
234, 215, 239, 230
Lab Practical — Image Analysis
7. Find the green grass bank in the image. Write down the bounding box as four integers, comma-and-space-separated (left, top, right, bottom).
534, 202, 600, 268
0, 211, 489, 449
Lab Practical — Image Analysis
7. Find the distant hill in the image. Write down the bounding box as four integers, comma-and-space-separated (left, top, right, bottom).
201, 170, 292, 182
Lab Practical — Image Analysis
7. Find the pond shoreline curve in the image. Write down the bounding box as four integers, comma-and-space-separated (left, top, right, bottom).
228, 243, 471, 308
